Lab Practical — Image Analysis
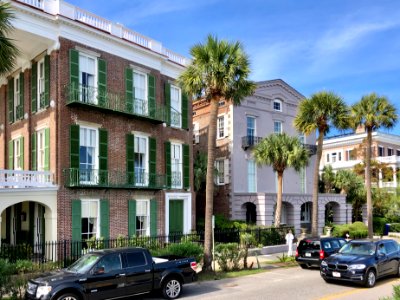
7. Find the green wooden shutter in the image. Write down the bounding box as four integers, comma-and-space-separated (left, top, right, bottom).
128, 200, 136, 237
100, 199, 110, 239
98, 129, 108, 185
126, 134, 135, 185
70, 124, 80, 169
31, 62, 37, 113
8, 140, 13, 169
69, 49, 79, 101
8, 78, 14, 123
44, 55, 50, 107
19, 137, 24, 169
19, 73, 24, 120
181, 92, 188, 129
98, 58, 107, 107
165, 141, 171, 188
125, 68, 133, 112
44, 128, 50, 171
148, 74, 156, 118
150, 199, 158, 236
164, 83, 171, 125
149, 137, 156, 187
183, 144, 190, 189
71, 200, 82, 241
31, 132, 37, 171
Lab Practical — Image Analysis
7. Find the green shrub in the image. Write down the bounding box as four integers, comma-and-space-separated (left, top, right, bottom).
161, 242, 203, 264
390, 223, 400, 232
215, 243, 243, 271
0, 259, 13, 298
128, 236, 163, 250
332, 222, 368, 239
373, 217, 388, 236
260, 229, 284, 246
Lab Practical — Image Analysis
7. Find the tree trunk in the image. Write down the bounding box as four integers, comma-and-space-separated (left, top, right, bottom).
366, 128, 373, 238
311, 132, 324, 236
203, 98, 219, 271
275, 171, 283, 227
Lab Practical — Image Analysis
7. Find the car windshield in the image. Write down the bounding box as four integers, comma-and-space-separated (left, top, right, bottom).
67, 253, 101, 274
339, 242, 376, 256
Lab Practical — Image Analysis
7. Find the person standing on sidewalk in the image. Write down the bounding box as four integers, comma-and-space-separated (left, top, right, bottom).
285, 229, 294, 256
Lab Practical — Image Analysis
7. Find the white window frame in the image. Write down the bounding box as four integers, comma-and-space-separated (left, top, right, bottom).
79, 52, 97, 104
247, 116, 256, 137
215, 159, 225, 185
37, 57, 45, 110
14, 74, 20, 121
378, 146, 385, 157
170, 85, 182, 128
13, 138, 22, 171
301, 202, 311, 223
248, 159, 257, 192
331, 152, 337, 163
133, 70, 148, 116
136, 199, 150, 236
134, 134, 149, 186
171, 142, 182, 189
274, 121, 282, 134
81, 199, 100, 240
273, 99, 282, 112
37, 129, 46, 171
388, 148, 394, 156
217, 115, 225, 139
79, 126, 99, 184
193, 122, 199, 144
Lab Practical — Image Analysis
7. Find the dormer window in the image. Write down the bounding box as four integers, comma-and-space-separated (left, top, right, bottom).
273, 99, 282, 112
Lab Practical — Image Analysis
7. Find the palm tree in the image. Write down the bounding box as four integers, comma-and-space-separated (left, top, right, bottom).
351, 93, 398, 238
321, 165, 335, 193
294, 91, 349, 236
0, 3, 19, 75
178, 35, 256, 270
253, 133, 309, 227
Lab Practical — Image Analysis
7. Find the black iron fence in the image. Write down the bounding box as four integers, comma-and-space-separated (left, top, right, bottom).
0, 226, 293, 268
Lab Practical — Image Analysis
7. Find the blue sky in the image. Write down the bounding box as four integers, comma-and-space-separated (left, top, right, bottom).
68, 0, 400, 135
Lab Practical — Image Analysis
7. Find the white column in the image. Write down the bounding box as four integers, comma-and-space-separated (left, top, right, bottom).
393, 166, 397, 188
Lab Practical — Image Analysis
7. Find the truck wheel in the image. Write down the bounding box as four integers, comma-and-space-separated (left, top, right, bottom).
162, 278, 182, 299
56, 293, 80, 300
364, 269, 376, 288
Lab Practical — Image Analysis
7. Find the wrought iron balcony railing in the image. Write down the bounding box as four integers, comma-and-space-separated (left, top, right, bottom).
63, 168, 167, 189
241, 136, 263, 150
0, 170, 55, 188
65, 83, 172, 124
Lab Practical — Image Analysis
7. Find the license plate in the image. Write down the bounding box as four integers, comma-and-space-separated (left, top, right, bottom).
332, 271, 341, 278
305, 253, 311, 257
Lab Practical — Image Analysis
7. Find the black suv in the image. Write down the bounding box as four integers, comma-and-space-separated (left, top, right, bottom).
320, 239, 400, 287
295, 237, 347, 268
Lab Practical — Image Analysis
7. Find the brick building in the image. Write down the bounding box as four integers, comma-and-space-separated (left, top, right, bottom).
0, 0, 194, 248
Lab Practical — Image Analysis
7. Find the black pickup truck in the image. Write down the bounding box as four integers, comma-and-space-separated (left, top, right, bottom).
25, 247, 198, 300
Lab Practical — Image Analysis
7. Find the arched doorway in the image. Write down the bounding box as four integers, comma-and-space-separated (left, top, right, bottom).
300, 202, 312, 232
273, 202, 294, 225
243, 202, 256, 224
325, 201, 340, 225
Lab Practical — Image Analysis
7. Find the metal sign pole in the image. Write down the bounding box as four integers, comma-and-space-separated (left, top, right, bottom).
212, 215, 215, 271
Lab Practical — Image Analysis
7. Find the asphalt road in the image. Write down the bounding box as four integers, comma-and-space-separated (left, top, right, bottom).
143, 266, 400, 300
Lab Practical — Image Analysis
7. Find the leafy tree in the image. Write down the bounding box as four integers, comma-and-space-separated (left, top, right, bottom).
193, 151, 208, 192
351, 93, 398, 238
294, 91, 349, 236
253, 133, 309, 227
321, 165, 335, 193
0, 3, 19, 75
178, 35, 256, 270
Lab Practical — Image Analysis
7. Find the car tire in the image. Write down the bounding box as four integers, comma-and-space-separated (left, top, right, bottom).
299, 264, 308, 269
364, 269, 376, 288
56, 293, 80, 300
162, 277, 182, 299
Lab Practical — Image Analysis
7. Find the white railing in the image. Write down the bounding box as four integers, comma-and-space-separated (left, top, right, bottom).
380, 181, 397, 188
377, 156, 400, 164
13, 0, 188, 66
0, 170, 55, 188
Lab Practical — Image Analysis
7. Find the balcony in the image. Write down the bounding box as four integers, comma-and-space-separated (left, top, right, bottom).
63, 168, 166, 189
0, 170, 55, 188
241, 136, 263, 150
65, 83, 168, 123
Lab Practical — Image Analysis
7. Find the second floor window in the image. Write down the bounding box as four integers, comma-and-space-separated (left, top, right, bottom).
170, 85, 182, 128
378, 146, 385, 157
217, 116, 225, 138
79, 53, 96, 104
388, 148, 394, 156
215, 159, 225, 185
133, 70, 147, 115
80, 127, 98, 183
37, 129, 46, 171
134, 136, 148, 186
274, 121, 282, 134
171, 143, 182, 188
38, 59, 45, 107
14, 75, 21, 121
14, 138, 22, 171
247, 116, 255, 137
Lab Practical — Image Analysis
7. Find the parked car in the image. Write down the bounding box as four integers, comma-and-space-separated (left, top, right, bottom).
25, 247, 198, 300
295, 237, 347, 268
320, 239, 400, 287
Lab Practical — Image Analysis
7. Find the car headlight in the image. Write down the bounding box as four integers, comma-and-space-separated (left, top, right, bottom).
348, 264, 366, 270
321, 260, 327, 267
36, 285, 52, 298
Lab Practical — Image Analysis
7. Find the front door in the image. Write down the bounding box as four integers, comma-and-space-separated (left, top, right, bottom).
169, 200, 184, 235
